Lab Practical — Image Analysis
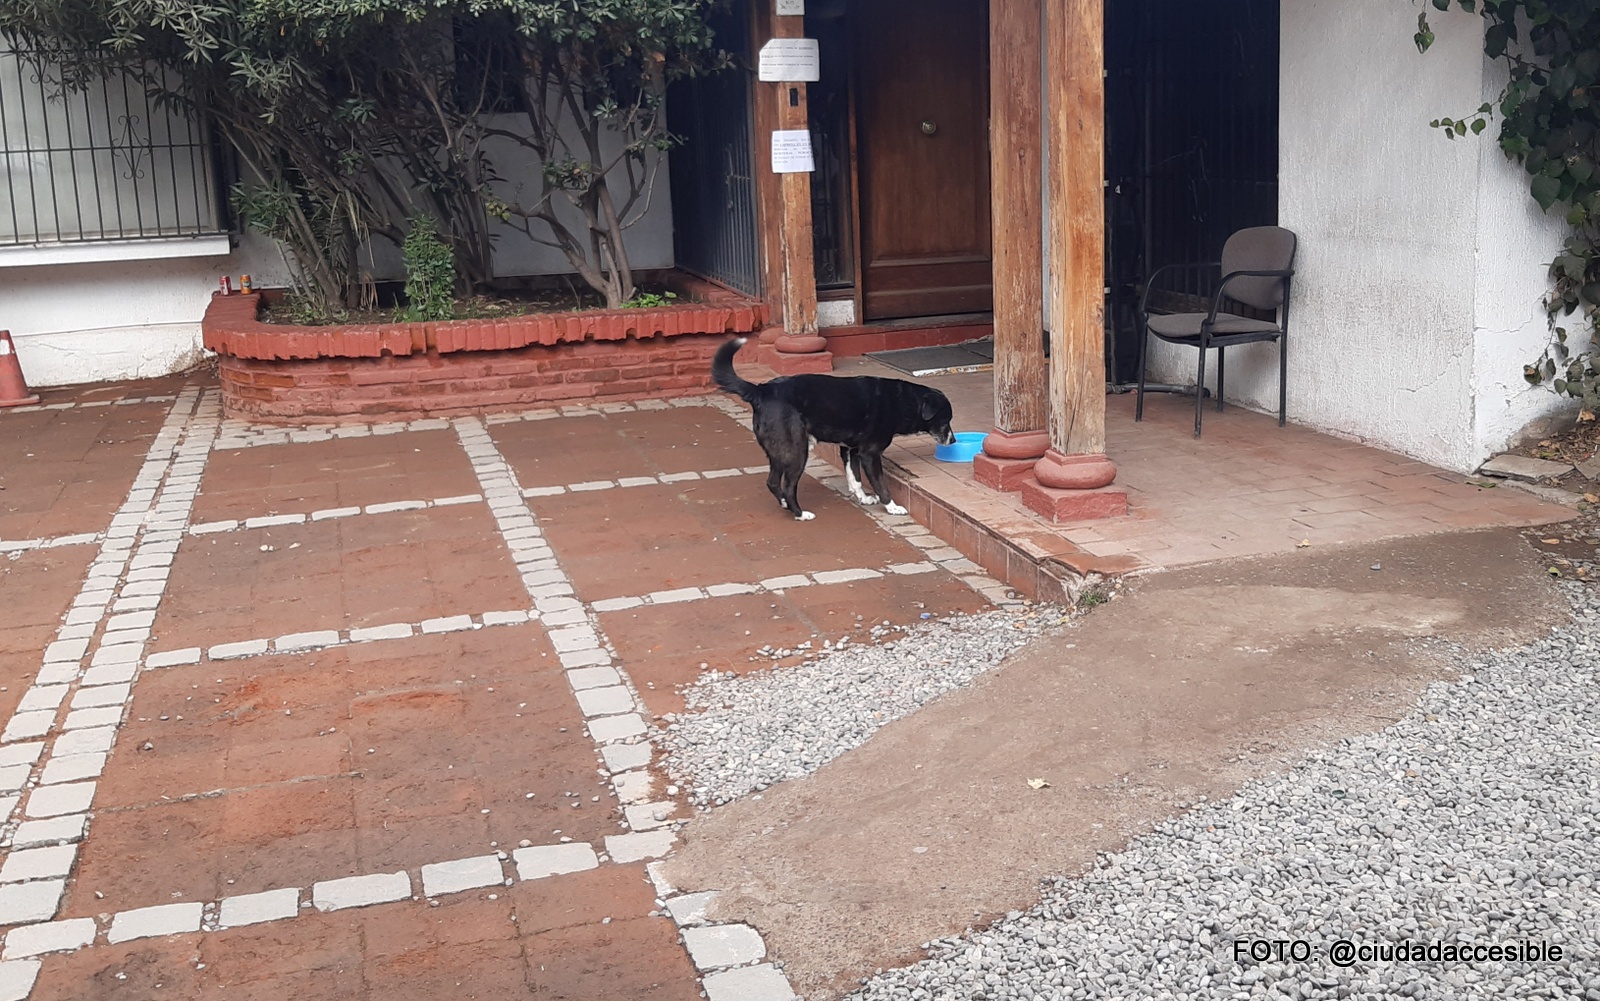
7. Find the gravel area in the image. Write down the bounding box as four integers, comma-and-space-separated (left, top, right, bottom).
846, 579, 1600, 1001
659, 606, 1066, 807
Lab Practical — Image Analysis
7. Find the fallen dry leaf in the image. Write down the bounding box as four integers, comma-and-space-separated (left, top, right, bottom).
1297, 539, 1311, 548
1027, 778, 1050, 790
1541, 538, 1561, 545
1585, 493, 1599, 504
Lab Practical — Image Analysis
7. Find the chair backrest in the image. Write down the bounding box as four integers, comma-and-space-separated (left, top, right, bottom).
1220, 226, 1297, 311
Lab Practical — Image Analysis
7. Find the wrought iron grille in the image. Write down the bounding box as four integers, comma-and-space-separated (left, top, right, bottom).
667, 1, 761, 297
1, 44, 227, 246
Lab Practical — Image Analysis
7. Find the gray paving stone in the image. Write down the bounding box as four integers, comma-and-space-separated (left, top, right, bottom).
217, 888, 301, 929
210, 639, 268, 660
420, 615, 474, 634
39, 753, 106, 786
419, 855, 505, 897
26, 782, 95, 818
0, 764, 31, 793
1478, 453, 1576, 482
42, 639, 89, 664
0, 959, 42, 1001
0, 844, 77, 882
623, 802, 677, 831
107, 901, 202, 944
63, 706, 123, 731
274, 630, 341, 652
683, 923, 767, 971
575, 686, 635, 718
566, 666, 622, 691
0, 880, 64, 926
548, 627, 600, 653
365, 500, 427, 514
603, 830, 675, 864
665, 890, 719, 927
310, 507, 361, 521
511, 843, 599, 881
349, 622, 413, 643
759, 574, 810, 590
0, 744, 43, 768
70, 683, 134, 708
648, 587, 704, 605
702, 963, 797, 1001
600, 742, 652, 774
479, 611, 530, 626
587, 714, 646, 743
52, 727, 115, 757
88, 643, 141, 667
10, 815, 86, 849
312, 871, 411, 912
812, 568, 883, 585
79, 662, 137, 686
590, 596, 644, 612
16, 686, 69, 714
1, 712, 53, 743
1, 918, 96, 960
705, 583, 761, 597
612, 770, 652, 803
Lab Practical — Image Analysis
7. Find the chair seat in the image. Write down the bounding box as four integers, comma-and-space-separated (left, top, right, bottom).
1148, 311, 1281, 340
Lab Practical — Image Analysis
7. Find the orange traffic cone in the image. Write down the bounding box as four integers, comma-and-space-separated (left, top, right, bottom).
0, 330, 41, 408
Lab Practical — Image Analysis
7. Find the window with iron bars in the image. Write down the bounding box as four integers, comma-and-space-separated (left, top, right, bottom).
1, 44, 228, 247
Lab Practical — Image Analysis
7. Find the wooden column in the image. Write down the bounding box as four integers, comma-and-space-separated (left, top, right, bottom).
754, 4, 829, 373
974, 0, 1050, 493
1021, 0, 1124, 521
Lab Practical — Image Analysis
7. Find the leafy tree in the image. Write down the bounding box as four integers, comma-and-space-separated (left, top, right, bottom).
1, 0, 727, 311
1417, 0, 1600, 411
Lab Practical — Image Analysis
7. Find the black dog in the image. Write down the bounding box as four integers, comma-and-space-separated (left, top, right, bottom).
712, 337, 956, 521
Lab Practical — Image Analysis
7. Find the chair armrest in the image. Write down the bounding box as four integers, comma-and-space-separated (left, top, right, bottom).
1139, 261, 1221, 315
1206, 269, 1296, 324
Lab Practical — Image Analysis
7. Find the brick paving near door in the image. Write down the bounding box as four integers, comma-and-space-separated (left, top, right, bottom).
0, 384, 1008, 1001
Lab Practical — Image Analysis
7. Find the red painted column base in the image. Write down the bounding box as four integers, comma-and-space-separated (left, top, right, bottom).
756, 325, 834, 374
1019, 449, 1127, 523
973, 428, 1051, 492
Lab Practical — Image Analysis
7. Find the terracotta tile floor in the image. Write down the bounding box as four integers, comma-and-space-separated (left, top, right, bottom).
0, 376, 996, 999
836, 357, 1572, 570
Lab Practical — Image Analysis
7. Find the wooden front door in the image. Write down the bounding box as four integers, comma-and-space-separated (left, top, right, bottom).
856, 0, 993, 320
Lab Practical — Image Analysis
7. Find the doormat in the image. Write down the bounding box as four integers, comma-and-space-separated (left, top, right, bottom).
867, 338, 994, 377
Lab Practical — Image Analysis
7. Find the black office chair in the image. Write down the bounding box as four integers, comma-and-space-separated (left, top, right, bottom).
1135, 226, 1298, 437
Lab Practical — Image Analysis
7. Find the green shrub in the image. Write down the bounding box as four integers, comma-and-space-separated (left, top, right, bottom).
401, 219, 456, 323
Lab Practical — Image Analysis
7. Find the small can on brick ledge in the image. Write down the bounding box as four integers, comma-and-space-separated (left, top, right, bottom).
240, 274, 253, 294
219, 275, 233, 295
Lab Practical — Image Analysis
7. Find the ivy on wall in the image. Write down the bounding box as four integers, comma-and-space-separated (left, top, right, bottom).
1416, 0, 1600, 411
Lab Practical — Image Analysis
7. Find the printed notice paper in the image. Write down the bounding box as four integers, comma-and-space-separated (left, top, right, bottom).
758, 38, 820, 82
771, 130, 815, 173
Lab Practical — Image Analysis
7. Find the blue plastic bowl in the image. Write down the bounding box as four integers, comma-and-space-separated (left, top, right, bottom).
935, 431, 988, 463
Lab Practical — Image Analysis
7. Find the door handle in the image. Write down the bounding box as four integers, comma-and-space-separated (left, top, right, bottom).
920, 120, 938, 136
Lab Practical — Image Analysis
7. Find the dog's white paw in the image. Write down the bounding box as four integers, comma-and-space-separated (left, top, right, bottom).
860, 494, 880, 505
778, 497, 789, 509
796, 510, 816, 522
885, 501, 908, 516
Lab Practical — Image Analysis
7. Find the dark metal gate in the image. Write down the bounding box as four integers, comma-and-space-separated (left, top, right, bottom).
1105, 0, 1281, 384
668, 0, 761, 297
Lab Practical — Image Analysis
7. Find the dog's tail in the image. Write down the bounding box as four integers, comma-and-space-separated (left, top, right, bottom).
711, 337, 762, 402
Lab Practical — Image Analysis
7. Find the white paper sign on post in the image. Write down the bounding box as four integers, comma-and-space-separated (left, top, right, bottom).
758, 38, 820, 82
771, 130, 815, 174
775, 0, 804, 14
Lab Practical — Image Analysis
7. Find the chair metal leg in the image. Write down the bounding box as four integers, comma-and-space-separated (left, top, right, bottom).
1135, 325, 1149, 422
1216, 347, 1226, 412
1278, 332, 1288, 427
1194, 342, 1207, 438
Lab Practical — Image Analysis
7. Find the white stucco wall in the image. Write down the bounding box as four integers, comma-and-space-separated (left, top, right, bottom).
0, 233, 291, 387
1144, 0, 1574, 472
2, 112, 674, 389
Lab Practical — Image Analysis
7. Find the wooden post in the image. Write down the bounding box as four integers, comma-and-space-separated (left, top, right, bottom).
1021, 0, 1124, 521
759, 4, 829, 372
974, 0, 1050, 492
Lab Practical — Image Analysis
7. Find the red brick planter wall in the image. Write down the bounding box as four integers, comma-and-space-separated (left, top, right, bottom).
203, 278, 764, 422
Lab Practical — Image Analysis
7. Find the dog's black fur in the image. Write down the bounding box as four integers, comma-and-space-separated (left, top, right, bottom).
712, 337, 956, 520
